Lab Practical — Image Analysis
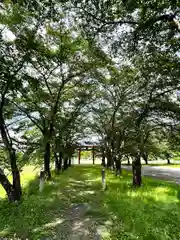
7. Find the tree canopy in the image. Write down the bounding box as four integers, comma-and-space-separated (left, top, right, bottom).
0, 0, 179, 200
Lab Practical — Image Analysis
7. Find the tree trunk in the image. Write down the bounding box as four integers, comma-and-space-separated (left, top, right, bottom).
113, 156, 116, 171
127, 156, 130, 165
143, 152, 148, 165
59, 152, 62, 170
167, 158, 171, 164
69, 157, 71, 167
44, 141, 51, 179
106, 148, 112, 168
102, 156, 106, 167
64, 156, 69, 170
132, 155, 142, 187
116, 158, 121, 176
101, 155, 106, 167
55, 152, 58, 172
0, 111, 22, 201
12, 170, 21, 200
9, 149, 22, 201
0, 169, 20, 202
101, 147, 106, 167
111, 140, 116, 171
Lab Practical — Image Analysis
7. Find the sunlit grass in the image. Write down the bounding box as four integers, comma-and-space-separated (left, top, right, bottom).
103, 170, 180, 239
146, 164, 180, 168
0, 165, 180, 239
0, 165, 40, 198
162, 164, 180, 168
123, 162, 180, 168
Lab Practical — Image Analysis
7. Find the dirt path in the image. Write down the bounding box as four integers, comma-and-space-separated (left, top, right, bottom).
57, 203, 100, 240
45, 179, 110, 240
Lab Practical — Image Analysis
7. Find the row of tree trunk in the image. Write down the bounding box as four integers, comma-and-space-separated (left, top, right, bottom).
102, 147, 122, 175
43, 139, 75, 179
54, 148, 73, 173
101, 147, 142, 186
103, 147, 172, 187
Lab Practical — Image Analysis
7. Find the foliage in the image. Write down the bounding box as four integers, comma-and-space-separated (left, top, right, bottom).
0, 0, 180, 198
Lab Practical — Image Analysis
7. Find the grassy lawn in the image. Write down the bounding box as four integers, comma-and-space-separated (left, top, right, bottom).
0, 166, 180, 239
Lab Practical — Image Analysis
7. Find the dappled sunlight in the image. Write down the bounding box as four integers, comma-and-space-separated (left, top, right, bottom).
0, 227, 12, 237
1, 166, 180, 239
151, 186, 178, 203
96, 225, 110, 238
123, 186, 178, 204
78, 190, 95, 196
101, 168, 180, 239
33, 218, 64, 232
86, 177, 102, 182
68, 179, 82, 184
72, 220, 87, 232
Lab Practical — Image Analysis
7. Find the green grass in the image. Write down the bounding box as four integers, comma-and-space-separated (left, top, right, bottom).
0, 165, 40, 198
0, 166, 180, 239
145, 164, 180, 168
123, 163, 180, 168
148, 164, 180, 168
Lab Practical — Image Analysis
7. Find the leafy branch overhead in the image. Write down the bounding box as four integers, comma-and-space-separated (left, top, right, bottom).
0, 0, 179, 201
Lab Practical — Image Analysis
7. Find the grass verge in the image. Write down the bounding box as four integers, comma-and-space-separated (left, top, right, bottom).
123, 163, 180, 168
144, 164, 180, 168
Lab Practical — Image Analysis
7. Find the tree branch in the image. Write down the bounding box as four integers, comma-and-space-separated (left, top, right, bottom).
79, 8, 138, 26
11, 101, 43, 132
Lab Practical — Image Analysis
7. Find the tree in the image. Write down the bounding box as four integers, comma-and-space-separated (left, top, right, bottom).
0, 30, 26, 201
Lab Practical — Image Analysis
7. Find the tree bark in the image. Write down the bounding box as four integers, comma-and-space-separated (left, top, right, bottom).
143, 152, 148, 165
106, 148, 112, 168
64, 156, 69, 170
167, 158, 171, 164
44, 141, 51, 179
132, 154, 142, 187
69, 157, 71, 166
165, 152, 171, 164
111, 140, 116, 171
11, 150, 22, 201
58, 152, 62, 170
102, 156, 106, 167
113, 156, 116, 171
127, 156, 130, 165
0, 109, 22, 201
116, 158, 121, 176
0, 169, 20, 202
101, 155, 106, 167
